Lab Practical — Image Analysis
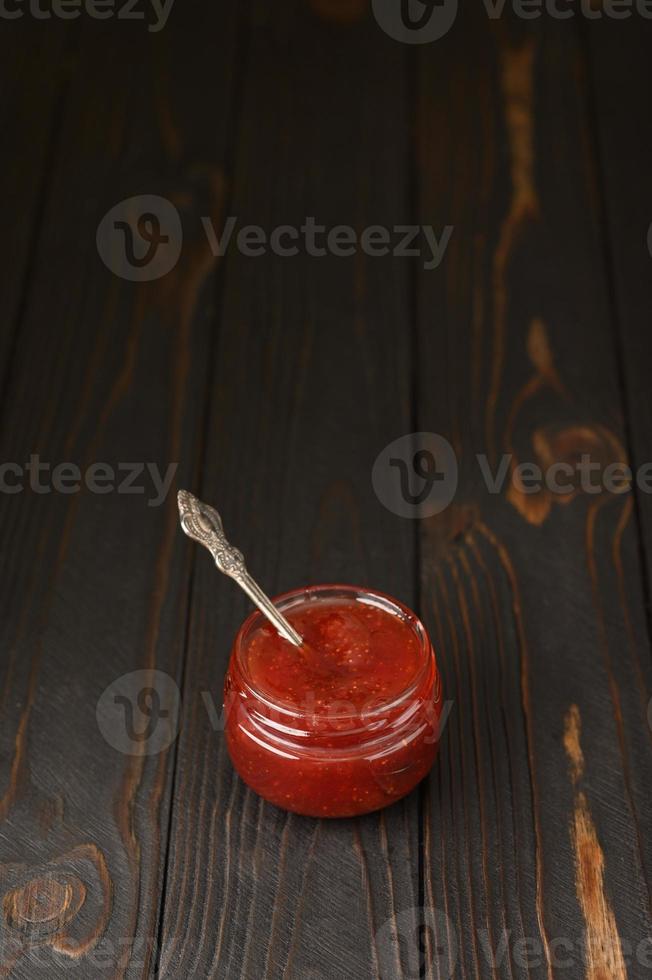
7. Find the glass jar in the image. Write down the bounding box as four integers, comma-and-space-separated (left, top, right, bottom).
224, 584, 442, 818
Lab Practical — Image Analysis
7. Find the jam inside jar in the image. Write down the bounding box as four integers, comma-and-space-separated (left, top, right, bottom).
224, 585, 443, 818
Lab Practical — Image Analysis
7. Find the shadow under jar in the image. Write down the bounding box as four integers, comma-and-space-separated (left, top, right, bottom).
224, 584, 442, 818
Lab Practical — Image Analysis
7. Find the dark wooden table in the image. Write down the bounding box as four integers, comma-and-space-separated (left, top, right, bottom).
1, 3, 651, 978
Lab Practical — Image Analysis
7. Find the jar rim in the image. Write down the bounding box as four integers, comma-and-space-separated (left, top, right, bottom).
232, 583, 435, 723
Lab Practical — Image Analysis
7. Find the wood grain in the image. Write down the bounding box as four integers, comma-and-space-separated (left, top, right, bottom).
1, 5, 651, 980
0, 8, 239, 977
564, 704, 627, 980
0, 19, 72, 391
416, 8, 652, 979
587, 18, 652, 613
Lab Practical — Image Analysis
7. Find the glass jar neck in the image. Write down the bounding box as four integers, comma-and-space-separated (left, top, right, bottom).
226, 584, 440, 757
226, 654, 439, 756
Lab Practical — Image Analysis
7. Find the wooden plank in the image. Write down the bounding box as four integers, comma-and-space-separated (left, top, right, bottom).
0, 19, 71, 388
416, 9, 652, 978
158, 2, 423, 977
0, 8, 239, 977
587, 18, 652, 610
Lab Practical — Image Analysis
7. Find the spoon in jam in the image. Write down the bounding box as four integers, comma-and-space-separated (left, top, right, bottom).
177, 490, 303, 647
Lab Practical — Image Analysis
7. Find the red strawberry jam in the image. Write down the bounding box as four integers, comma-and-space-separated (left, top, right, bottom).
224, 585, 442, 818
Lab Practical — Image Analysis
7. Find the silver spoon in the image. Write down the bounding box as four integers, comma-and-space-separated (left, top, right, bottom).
177, 490, 303, 647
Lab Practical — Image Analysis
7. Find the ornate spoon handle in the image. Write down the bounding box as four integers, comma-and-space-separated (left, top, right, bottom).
177, 490, 303, 647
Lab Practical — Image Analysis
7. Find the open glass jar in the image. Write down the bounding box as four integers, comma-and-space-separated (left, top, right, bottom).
224, 584, 442, 818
